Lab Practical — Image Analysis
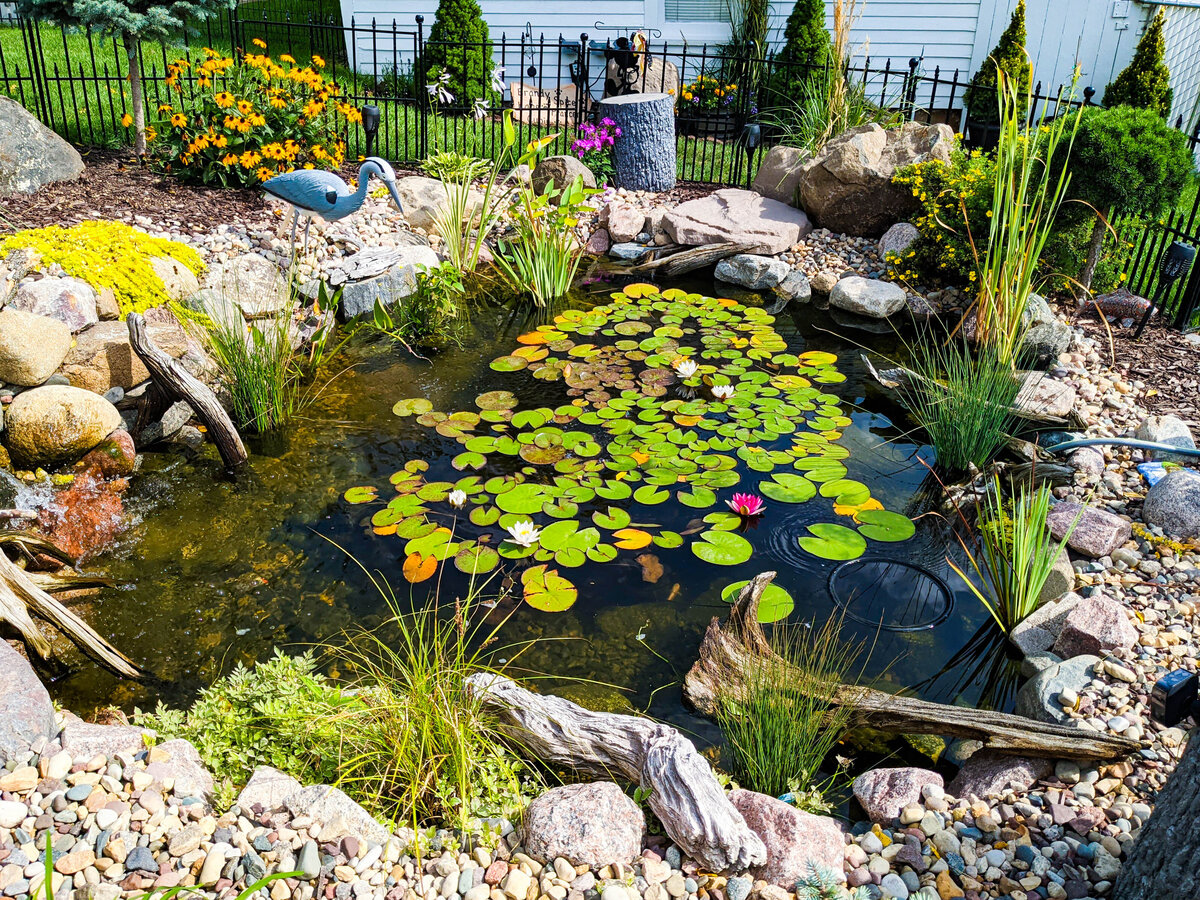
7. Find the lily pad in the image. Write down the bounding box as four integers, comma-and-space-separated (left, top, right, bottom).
677, 487, 717, 509
522, 565, 578, 612
344, 486, 377, 504
593, 507, 632, 530
475, 390, 518, 411
721, 580, 795, 623
759, 473, 817, 504
691, 530, 754, 566
490, 355, 529, 372
402, 552, 438, 583
393, 398, 433, 417
797, 523, 867, 561
633, 485, 669, 505
856, 509, 916, 542
454, 544, 500, 575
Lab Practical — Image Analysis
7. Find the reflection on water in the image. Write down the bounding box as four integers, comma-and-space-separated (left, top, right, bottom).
42, 279, 1010, 743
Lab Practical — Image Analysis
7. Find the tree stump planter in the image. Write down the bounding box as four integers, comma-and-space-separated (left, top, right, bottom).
596, 93, 677, 193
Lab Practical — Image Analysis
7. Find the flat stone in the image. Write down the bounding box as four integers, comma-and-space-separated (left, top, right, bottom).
609, 242, 653, 261
853, 768, 944, 824
728, 790, 843, 889
1015, 372, 1076, 419
237, 765, 303, 814
1053, 595, 1137, 658
663, 188, 812, 255
338, 246, 441, 319
0, 308, 71, 386
0, 636, 56, 763
284, 784, 387, 844
828, 276, 907, 318
61, 319, 189, 395
59, 721, 151, 762
522, 782, 645, 869
1046, 502, 1131, 560
714, 254, 790, 290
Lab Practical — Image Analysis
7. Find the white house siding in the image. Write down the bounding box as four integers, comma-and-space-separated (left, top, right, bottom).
1159, 0, 1200, 138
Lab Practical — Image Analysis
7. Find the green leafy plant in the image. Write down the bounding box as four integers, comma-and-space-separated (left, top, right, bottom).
950, 479, 1080, 633
14, 0, 236, 155
422, 149, 493, 183
714, 613, 861, 808
370, 262, 468, 347
962, 0, 1032, 125
1059, 104, 1191, 292
1104, 7, 1173, 118
795, 863, 872, 900
423, 0, 492, 105
890, 144, 995, 285
896, 335, 1020, 473
493, 174, 596, 307
777, 0, 831, 76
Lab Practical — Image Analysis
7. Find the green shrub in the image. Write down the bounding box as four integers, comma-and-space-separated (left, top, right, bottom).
890, 144, 995, 285
421, 149, 492, 182
424, 0, 493, 105
1060, 104, 1192, 290
963, 0, 1031, 124
1104, 7, 1173, 118
778, 0, 830, 73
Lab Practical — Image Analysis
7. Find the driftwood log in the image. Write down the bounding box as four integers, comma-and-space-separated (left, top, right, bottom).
596, 93, 676, 192
126, 313, 248, 471
629, 242, 753, 278
684, 573, 1141, 762
465, 673, 767, 873
0, 534, 141, 679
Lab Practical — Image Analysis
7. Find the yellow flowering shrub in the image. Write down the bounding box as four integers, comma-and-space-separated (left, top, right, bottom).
0, 221, 204, 316
146, 42, 359, 187
889, 145, 995, 285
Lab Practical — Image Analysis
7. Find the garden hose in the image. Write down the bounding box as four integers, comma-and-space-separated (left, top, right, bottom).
1044, 438, 1200, 458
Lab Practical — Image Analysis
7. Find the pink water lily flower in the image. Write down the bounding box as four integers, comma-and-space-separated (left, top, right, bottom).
727, 493, 765, 517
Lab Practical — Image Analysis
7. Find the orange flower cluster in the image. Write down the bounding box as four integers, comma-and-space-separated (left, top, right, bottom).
148, 41, 353, 187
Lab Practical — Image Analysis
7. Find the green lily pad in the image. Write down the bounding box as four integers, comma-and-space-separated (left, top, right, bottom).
455, 544, 500, 575
393, 398, 433, 417
490, 355, 528, 372
653, 531, 683, 549
721, 580, 795, 623
496, 483, 549, 515
634, 485, 669, 505
452, 451, 487, 471
593, 507, 632, 530
677, 487, 717, 509
759, 473, 817, 504
522, 565, 578, 612
587, 543, 619, 563
703, 511, 743, 531
691, 530, 754, 566
344, 486, 377, 504
856, 509, 916, 542
819, 479, 870, 503
798, 523, 867, 561
469, 506, 500, 527
476, 390, 518, 410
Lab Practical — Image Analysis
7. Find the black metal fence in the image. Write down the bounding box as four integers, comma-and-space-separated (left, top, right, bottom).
2, 8, 1199, 325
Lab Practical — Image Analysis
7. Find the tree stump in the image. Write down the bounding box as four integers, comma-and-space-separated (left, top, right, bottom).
1112, 730, 1199, 899
596, 93, 677, 193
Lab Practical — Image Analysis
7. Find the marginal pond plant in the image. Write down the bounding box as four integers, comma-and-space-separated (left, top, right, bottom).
344, 284, 916, 619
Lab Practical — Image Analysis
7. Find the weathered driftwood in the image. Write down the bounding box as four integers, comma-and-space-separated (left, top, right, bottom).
629, 242, 753, 278
465, 672, 767, 873
0, 534, 142, 679
127, 312, 248, 471
684, 573, 1141, 762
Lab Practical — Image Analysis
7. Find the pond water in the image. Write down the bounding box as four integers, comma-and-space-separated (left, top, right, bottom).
46, 274, 1019, 752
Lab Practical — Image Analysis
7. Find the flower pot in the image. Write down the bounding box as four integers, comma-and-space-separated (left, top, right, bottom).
965, 116, 1001, 151
680, 109, 737, 140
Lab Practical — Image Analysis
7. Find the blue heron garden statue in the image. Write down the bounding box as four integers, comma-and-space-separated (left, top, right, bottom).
262, 156, 405, 259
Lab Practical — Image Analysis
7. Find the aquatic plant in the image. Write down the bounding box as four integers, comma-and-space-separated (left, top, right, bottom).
369, 262, 468, 348
897, 334, 1020, 473
727, 492, 765, 517
0, 220, 204, 316
714, 614, 861, 806
950, 479, 1080, 633
344, 285, 915, 614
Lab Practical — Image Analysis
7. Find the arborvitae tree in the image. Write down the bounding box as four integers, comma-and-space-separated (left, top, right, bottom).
424, 0, 492, 106
1104, 7, 1173, 118
778, 0, 830, 73
15, 0, 235, 156
963, 0, 1032, 123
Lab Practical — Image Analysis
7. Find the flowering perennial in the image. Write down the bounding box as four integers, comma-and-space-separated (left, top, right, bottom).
570, 118, 621, 186
677, 75, 739, 111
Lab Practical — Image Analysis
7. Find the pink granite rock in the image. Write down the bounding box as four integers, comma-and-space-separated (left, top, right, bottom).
1046, 502, 1131, 559
947, 753, 1051, 800
601, 203, 647, 243
729, 790, 844, 888
852, 767, 944, 824
522, 782, 645, 868
585, 228, 611, 255
1053, 594, 1138, 659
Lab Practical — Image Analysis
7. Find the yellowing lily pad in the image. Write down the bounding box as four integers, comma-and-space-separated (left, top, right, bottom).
522, 565, 578, 612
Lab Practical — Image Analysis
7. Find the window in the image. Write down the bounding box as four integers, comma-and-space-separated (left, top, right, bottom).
664, 0, 729, 22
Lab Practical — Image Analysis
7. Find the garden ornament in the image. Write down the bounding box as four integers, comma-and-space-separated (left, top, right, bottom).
261, 156, 404, 259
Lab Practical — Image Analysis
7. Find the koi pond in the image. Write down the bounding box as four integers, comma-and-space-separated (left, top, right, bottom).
48, 279, 1017, 745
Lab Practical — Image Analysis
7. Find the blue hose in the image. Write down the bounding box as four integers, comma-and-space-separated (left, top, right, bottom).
1044, 437, 1200, 458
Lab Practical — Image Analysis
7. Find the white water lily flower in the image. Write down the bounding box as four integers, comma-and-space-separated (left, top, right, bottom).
472, 97, 489, 120
490, 64, 506, 94
448, 489, 468, 508
674, 358, 698, 378
506, 519, 541, 547
711, 384, 734, 400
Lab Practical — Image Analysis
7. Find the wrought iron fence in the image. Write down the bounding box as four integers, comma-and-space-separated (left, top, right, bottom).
1, 8, 1199, 326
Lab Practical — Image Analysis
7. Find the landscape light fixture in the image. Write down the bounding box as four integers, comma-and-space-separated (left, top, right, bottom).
1134, 240, 1197, 339
361, 104, 381, 158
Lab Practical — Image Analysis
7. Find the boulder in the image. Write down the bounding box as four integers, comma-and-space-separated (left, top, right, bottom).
585, 229, 611, 255
797, 122, 955, 236
663, 189, 812, 255
285, 784, 388, 844
77, 428, 137, 478
1010, 591, 1082, 657
394, 176, 484, 233
853, 768, 944, 824
1039, 547, 1075, 605
1022, 321, 1071, 369
59, 720, 153, 762
3, 384, 122, 468
1015, 654, 1099, 725
532, 155, 597, 194
148, 256, 201, 303
878, 222, 920, 261
144, 738, 214, 800
237, 766, 304, 815
35, 471, 127, 560
521, 782, 645, 868
1068, 446, 1106, 477
0, 95, 85, 195
12, 276, 98, 332
0, 308, 71, 386
729, 790, 844, 889
338, 245, 441, 319
61, 319, 189, 394
0, 638, 56, 763
775, 270, 812, 304
602, 202, 648, 244
1015, 373, 1076, 420
1046, 502, 1131, 559
1053, 594, 1138, 659
1135, 414, 1196, 463
714, 254, 790, 290
1143, 469, 1200, 540
202, 253, 289, 320
947, 753, 1051, 800
750, 146, 808, 206
829, 276, 907, 318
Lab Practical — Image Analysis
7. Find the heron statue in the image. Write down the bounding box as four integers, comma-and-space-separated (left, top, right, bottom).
262, 156, 405, 259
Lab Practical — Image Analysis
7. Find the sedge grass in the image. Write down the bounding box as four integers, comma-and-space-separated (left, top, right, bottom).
714, 614, 862, 809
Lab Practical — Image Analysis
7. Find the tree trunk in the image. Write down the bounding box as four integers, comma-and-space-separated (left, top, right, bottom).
123, 32, 146, 158
1078, 209, 1110, 296
1112, 732, 1200, 900
684, 573, 1143, 761
596, 93, 677, 193
465, 672, 768, 873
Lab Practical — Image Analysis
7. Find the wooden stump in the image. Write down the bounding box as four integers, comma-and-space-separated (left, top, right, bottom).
596, 93, 677, 193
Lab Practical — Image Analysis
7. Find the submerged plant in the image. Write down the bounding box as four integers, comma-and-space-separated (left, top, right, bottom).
715, 614, 862, 806
949, 479, 1080, 633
